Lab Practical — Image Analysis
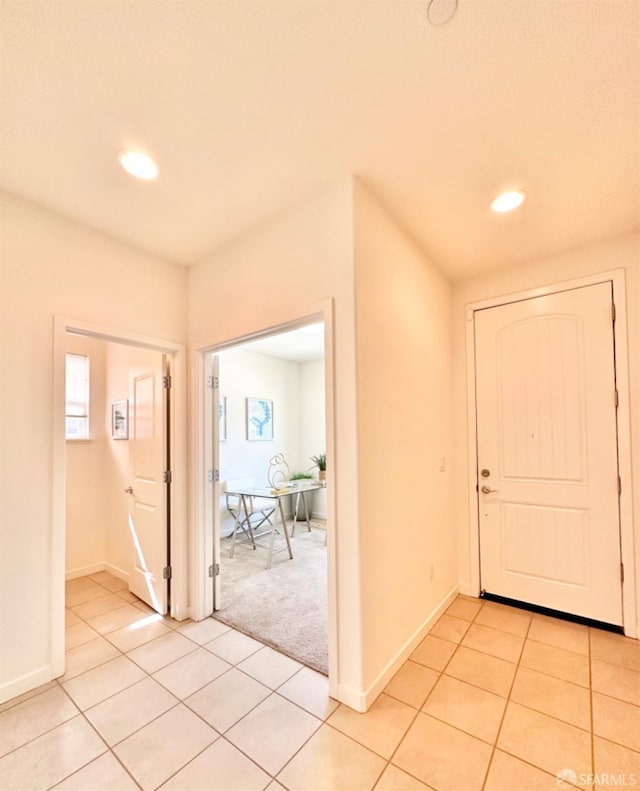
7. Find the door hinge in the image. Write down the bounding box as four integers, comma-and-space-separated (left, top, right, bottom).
614, 389, 619, 408
163, 375, 172, 389
611, 302, 616, 322
208, 469, 220, 483
163, 470, 172, 484
618, 475, 622, 495
620, 563, 624, 583
207, 375, 219, 389
163, 566, 172, 580
208, 563, 220, 578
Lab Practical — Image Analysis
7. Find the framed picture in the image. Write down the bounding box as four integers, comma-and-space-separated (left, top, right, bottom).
246, 397, 273, 441
218, 395, 227, 441
111, 400, 129, 440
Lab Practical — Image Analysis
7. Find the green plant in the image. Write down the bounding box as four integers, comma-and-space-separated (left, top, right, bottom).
310, 453, 326, 471
290, 471, 313, 480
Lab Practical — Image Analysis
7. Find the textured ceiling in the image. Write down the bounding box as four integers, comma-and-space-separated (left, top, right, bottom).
1, 0, 638, 279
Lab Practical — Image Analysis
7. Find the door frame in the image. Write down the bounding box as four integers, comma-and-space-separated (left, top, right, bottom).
52, 315, 187, 677
464, 270, 637, 638
193, 299, 338, 694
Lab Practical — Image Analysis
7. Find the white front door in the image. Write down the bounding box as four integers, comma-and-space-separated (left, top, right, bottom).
475, 282, 622, 625
127, 355, 170, 614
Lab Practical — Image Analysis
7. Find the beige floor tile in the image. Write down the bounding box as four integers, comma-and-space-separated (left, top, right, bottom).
205, 628, 264, 664
446, 597, 482, 622
328, 693, 416, 759
114, 704, 217, 790
65, 621, 101, 650
0, 716, 106, 790
153, 647, 231, 699
105, 617, 171, 653
227, 694, 321, 775
86, 604, 151, 636
474, 603, 532, 637
116, 590, 141, 604
70, 594, 129, 621
97, 576, 128, 592
66, 576, 100, 593
497, 701, 591, 777
266, 782, 286, 790
66, 581, 108, 607
590, 629, 640, 673
185, 667, 271, 732
520, 639, 590, 687
0, 686, 79, 758
445, 646, 516, 697
384, 660, 439, 709
62, 637, 121, 681
162, 737, 270, 790
461, 623, 524, 663
430, 615, 470, 644
591, 659, 640, 707
85, 677, 178, 746
592, 692, 640, 751
423, 674, 506, 744
88, 571, 118, 585
527, 616, 589, 655
484, 749, 559, 791
62, 656, 146, 711
277, 723, 385, 791
278, 666, 339, 720
177, 617, 231, 644
375, 763, 433, 791
238, 645, 303, 689
393, 712, 492, 791
410, 635, 457, 671
593, 736, 640, 790
510, 666, 591, 730
53, 751, 139, 790
65, 609, 82, 627
127, 631, 197, 674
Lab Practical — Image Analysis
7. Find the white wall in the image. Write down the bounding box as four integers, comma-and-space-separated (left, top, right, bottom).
188, 180, 363, 701
300, 359, 327, 517
353, 181, 456, 695
452, 233, 640, 633
65, 334, 108, 576
0, 190, 187, 702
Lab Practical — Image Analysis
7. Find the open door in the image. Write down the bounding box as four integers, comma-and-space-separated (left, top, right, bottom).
126, 354, 171, 614
208, 354, 222, 610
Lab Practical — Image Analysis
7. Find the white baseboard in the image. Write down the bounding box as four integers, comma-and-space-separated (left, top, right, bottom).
0, 665, 53, 705
458, 582, 480, 597
358, 584, 460, 712
65, 562, 105, 580
105, 562, 128, 583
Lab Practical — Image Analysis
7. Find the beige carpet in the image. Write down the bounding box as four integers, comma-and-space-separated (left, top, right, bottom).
213, 520, 328, 674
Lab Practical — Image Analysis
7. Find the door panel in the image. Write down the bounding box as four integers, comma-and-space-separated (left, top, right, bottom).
475, 282, 622, 625
127, 357, 168, 614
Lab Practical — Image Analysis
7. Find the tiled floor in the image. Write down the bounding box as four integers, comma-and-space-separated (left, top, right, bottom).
1, 575, 639, 790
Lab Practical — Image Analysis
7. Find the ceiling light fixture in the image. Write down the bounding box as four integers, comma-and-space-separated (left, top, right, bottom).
118, 150, 158, 180
491, 190, 526, 213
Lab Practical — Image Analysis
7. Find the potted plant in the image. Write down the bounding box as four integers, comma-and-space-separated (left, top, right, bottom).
310, 453, 326, 481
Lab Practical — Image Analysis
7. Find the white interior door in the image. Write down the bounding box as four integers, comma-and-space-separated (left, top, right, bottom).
127, 354, 169, 614
211, 354, 221, 610
475, 282, 622, 625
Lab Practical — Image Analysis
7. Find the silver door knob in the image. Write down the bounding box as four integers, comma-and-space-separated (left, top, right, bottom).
481, 485, 499, 494
124, 486, 133, 494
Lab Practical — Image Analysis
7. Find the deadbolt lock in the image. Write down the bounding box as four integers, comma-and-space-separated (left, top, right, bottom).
480, 468, 491, 478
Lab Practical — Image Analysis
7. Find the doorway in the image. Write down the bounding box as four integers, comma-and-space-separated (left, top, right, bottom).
473, 282, 623, 625
196, 306, 337, 684
51, 316, 187, 677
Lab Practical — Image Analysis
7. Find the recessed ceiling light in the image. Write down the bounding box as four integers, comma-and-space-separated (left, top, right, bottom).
491, 190, 526, 213
118, 150, 158, 180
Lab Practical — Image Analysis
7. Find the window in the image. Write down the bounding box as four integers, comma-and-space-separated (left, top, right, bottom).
65, 353, 90, 439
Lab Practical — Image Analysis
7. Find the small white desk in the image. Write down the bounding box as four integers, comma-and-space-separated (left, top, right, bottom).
226, 481, 324, 569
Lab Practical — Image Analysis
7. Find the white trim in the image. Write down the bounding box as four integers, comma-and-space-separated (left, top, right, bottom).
65, 563, 105, 581
342, 585, 459, 712
193, 299, 339, 697
464, 269, 637, 637
0, 666, 53, 705
52, 315, 188, 682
